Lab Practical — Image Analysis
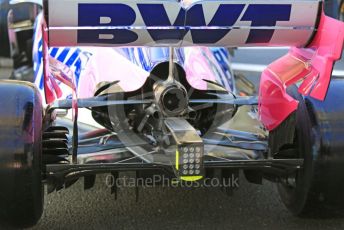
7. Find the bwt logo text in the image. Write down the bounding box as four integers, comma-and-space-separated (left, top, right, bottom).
77, 3, 291, 44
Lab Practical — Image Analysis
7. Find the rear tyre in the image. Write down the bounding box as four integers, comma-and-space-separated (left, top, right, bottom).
277, 78, 344, 216
276, 86, 314, 215
0, 80, 44, 228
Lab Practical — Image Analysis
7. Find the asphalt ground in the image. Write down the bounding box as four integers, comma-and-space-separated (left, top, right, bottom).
0, 49, 344, 230
27, 174, 344, 230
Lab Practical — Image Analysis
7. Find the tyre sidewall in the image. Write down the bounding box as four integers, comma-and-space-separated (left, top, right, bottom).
277, 87, 315, 215
0, 80, 43, 228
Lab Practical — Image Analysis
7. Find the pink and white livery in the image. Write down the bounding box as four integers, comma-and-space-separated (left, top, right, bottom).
0, 0, 344, 228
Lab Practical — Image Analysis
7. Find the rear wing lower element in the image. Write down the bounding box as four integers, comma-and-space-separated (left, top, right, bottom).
43, 0, 321, 47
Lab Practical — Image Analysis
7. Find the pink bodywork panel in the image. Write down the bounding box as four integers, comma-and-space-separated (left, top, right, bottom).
259, 12, 344, 130
43, 46, 222, 100
184, 47, 220, 90
76, 47, 221, 98
77, 48, 149, 98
